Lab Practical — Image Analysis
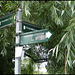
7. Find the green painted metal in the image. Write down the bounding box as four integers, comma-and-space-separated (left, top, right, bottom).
20, 29, 52, 45
0, 12, 15, 28
22, 21, 42, 32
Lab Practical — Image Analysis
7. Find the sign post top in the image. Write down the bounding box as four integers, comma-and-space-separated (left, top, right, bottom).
18, 8, 22, 11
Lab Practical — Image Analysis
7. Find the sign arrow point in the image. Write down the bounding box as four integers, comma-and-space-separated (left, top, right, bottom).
46, 31, 52, 39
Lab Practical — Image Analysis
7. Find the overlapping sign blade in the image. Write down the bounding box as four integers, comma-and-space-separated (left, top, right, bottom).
20, 29, 52, 45
22, 21, 42, 32
0, 12, 15, 29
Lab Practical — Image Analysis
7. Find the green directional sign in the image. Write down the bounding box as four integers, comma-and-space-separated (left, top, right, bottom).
0, 12, 15, 29
22, 21, 42, 32
20, 29, 52, 45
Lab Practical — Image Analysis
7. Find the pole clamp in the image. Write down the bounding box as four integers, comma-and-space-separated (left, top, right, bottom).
16, 33, 21, 36
15, 43, 20, 46
16, 20, 22, 22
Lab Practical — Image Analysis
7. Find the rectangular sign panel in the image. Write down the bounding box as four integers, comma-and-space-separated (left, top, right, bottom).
0, 12, 15, 28
22, 21, 42, 32
20, 29, 52, 45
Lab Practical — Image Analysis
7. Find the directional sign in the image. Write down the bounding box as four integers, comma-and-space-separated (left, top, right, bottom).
22, 21, 42, 32
0, 12, 15, 29
20, 29, 52, 45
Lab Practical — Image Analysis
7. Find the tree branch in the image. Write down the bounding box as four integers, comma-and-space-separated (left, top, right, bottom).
24, 53, 48, 63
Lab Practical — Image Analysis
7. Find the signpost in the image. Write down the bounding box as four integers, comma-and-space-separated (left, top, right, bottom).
20, 29, 52, 45
22, 21, 41, 32
15, 8, 22, 74
0, 12, 15, 28
0, 8, 53, 74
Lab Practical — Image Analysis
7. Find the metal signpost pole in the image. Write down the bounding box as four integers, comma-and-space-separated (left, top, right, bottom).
15, 8, 22, 74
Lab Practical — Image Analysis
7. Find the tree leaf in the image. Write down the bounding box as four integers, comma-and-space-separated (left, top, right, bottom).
67, 60, 70, 67
71, 51, 75, 58
56, 44, 59, 58
66, 44, 70, 65
52, 46, 56, 56
59, 32, 68, 44
61, 10, 64, 16
57, 53, 62, 63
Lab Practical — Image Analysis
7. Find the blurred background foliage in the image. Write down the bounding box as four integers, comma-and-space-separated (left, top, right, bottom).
0, 1, 75, 74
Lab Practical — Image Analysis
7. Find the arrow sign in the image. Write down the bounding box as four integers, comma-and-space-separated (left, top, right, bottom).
0, 12, 15, 29
22, 21, 42, 32
19, 29, 52, 45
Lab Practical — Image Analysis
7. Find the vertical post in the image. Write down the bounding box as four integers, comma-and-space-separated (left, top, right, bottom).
15, 8, 22, 74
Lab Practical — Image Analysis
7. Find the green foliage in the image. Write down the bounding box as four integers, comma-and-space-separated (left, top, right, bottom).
0, 27, 15, 74
0, 1, 75, 74
22, 1, 75, 74
21, 58, 34, 74
0, 1, 16, 74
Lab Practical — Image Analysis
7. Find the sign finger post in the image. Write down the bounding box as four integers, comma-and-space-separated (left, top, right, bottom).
0, 7, 53, 74
20, 29, 52, 45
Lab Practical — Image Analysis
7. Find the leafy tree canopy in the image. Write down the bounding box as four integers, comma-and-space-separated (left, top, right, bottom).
0, 1, 75, 74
